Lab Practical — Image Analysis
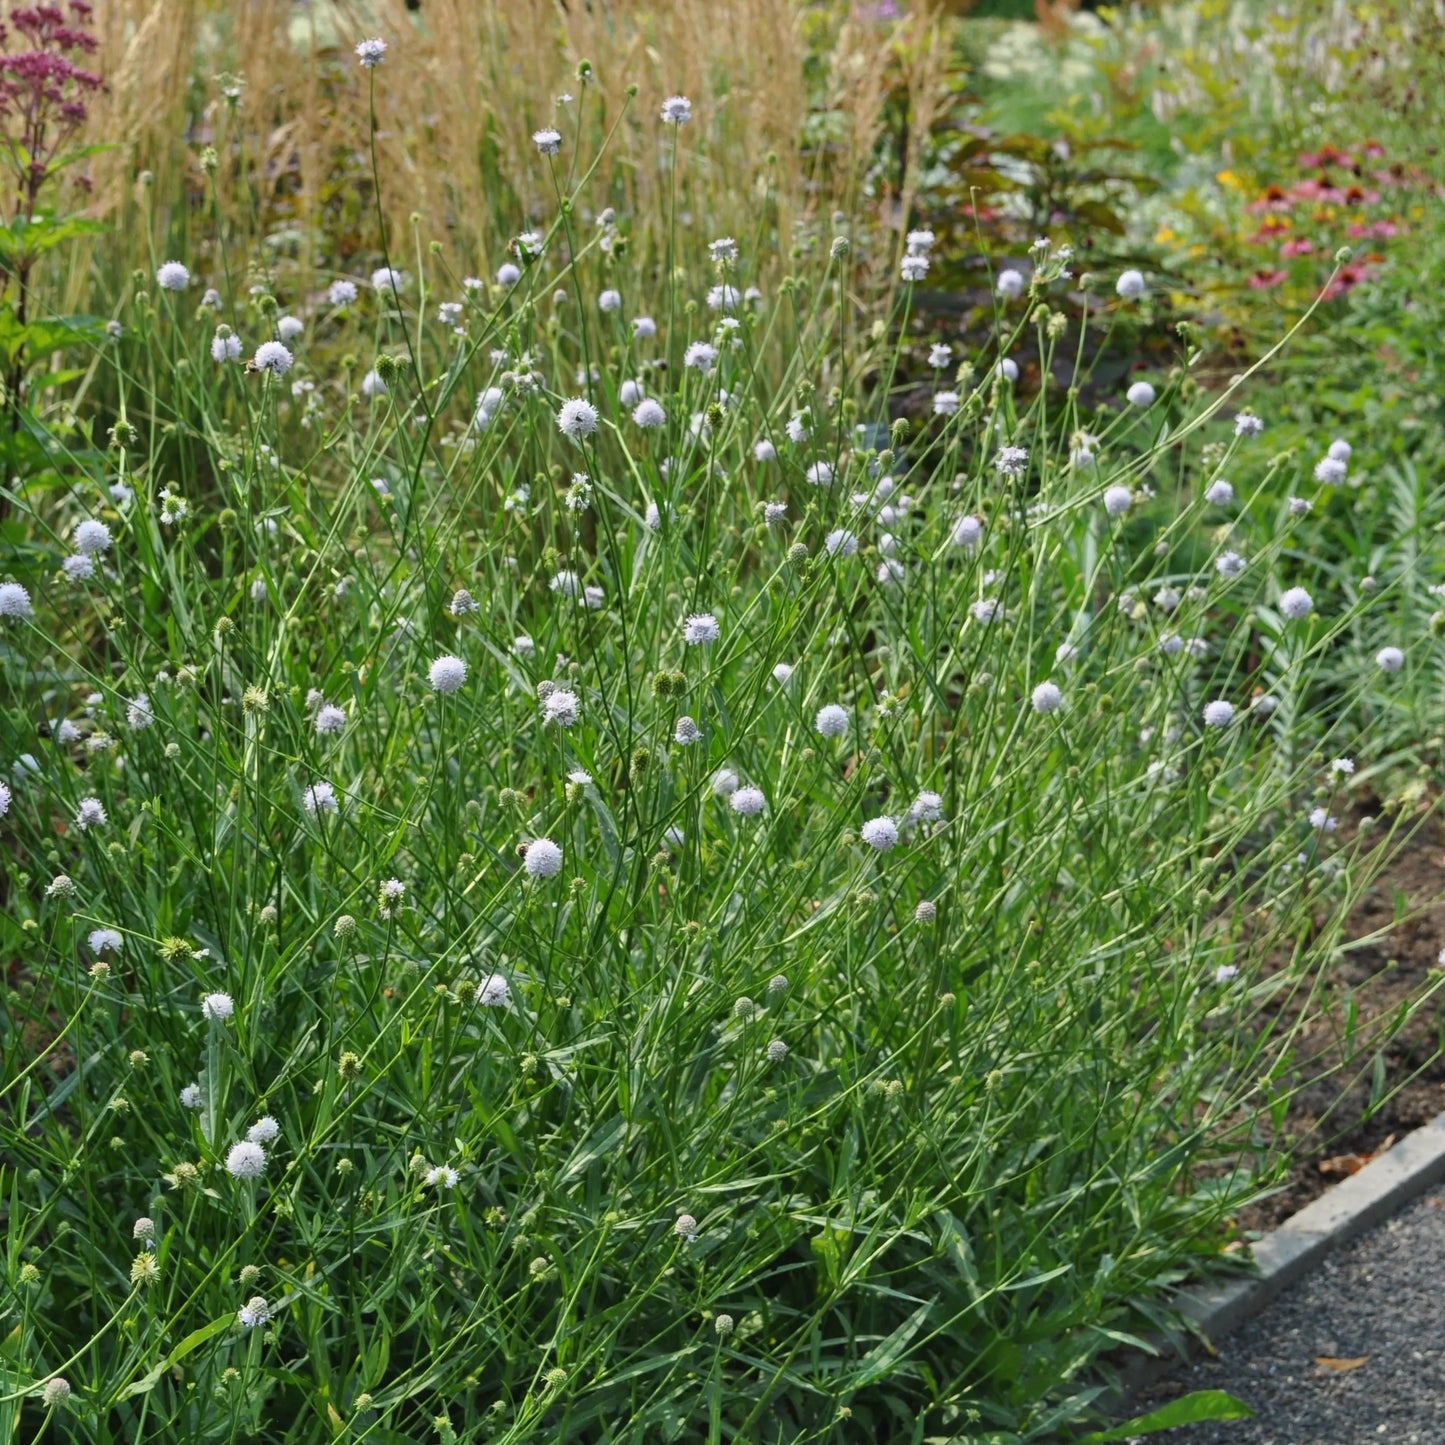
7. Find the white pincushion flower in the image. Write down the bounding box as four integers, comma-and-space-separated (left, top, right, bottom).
328, 279, 358, 306
89, 927, 122, 954
951, 515, 983, 549
211, 330, 242, 363
708, 237, 739, 262
247, 1115, 281, 1144
905, 228, 935, 254
824, 529, 858, 558
74, 519, 112, 555
711, 767, 739, 797
910, 790, 944, 824
1115, 269, 1146, 299
674, 716, 702, 745
524, 838, 563, 878
557, 398, 599, 440
424, 1165, 459, 1189
126, 695, 154, 730
1204, 479, 1234, 507
682, 613, 720, 645
238, 1296, 271, 1328
1315, 456, 1347, 484
75, 796, 107, 830
497, 262, 521, 286
202, 991, 234, 1021
763, 500, 787, 525
970, 599, 1001, 624
180, 1083, 203, 1109
1309, 806, 1338, 832
1279, 586, 1313, 620
860, 817, 898, 851
683, 341, 717, 372
1126, 380, 1156, 407
730, 786, 766, 816
815, 704, 848, 738
660, 95, 692, 125
429, 654, 467, 694
1216, 550, 1245, 579
41, 1378, 72, 1407
304, 780, 338, 814
226, 1141, 266, 1179
252, 341, 293, 376
1031, 681, 1062, 714
706, 283, 740, 311
1234, 412, 1264, 437
371, 266, 406, 296
543, 689, 580, 727
360, 369, 387, 397
633, 398, 666, 428
996, 268, 1025, 298
674, 1212, 699, 1240
620, 379, 644, 406
1331, 757, 1355, 775
1328, 438, 1352, 461
598, 289, 622, 313
633, 315, 657, 338
929, 343, 952, 367
315, 704, 347, 735
1202, 700, 1235, 728
806, 461, 833, 487
997, 358, 1019, 382
63, 554, 93, 581
1103, 485, 1133, 517
550, 569, 581, 599
355, 37, 387, 68
900, 254, 929, 282
994, 446, 1028, 478
478, 973, 511, 1007
1376, 645, 1404, 673
532, 128, 562, 155
277, 315, 304, 342
933, 391, 960, 416
450, 588, 479, 616
772, 662, 794, 686
785, 414, 810, 444
156, 261, 190, 291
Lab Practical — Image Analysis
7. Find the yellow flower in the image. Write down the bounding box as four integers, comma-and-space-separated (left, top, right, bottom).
1216, 169, 1245, 190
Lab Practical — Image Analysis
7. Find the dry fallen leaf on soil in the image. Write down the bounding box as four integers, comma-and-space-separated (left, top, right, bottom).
1314, 1356, 1369, 1372
1318, 1135, 1395, 1176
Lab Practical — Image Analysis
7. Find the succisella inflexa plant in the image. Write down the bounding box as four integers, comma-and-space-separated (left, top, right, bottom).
0, 40, 1422, 1445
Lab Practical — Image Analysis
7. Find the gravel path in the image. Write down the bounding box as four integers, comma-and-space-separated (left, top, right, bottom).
1153, 1192, 1445, 1443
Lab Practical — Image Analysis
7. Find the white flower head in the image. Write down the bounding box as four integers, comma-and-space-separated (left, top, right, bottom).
660, 95, 692, 125
202, 991, 234, 1021
478, 973, 511, 1007
1031, 681, 1062, 715
252, 341, 293, 376
429, 654, 467, 694
226, 1144, 267, 1179
156, 261, 190, 292
860, 817, 898, 852
1115, 269, 1146, 299
1202, 699, 1235, 728
524, 838, 563, 878
532, 127, 562, 155
557, 397, 599, 440
682, 613, 720, 645
355, 37, 387, 68
1279, 586, 1313, 620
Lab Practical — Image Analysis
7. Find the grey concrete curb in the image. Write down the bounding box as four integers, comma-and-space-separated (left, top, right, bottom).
1119, 1110, 1445, 1397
